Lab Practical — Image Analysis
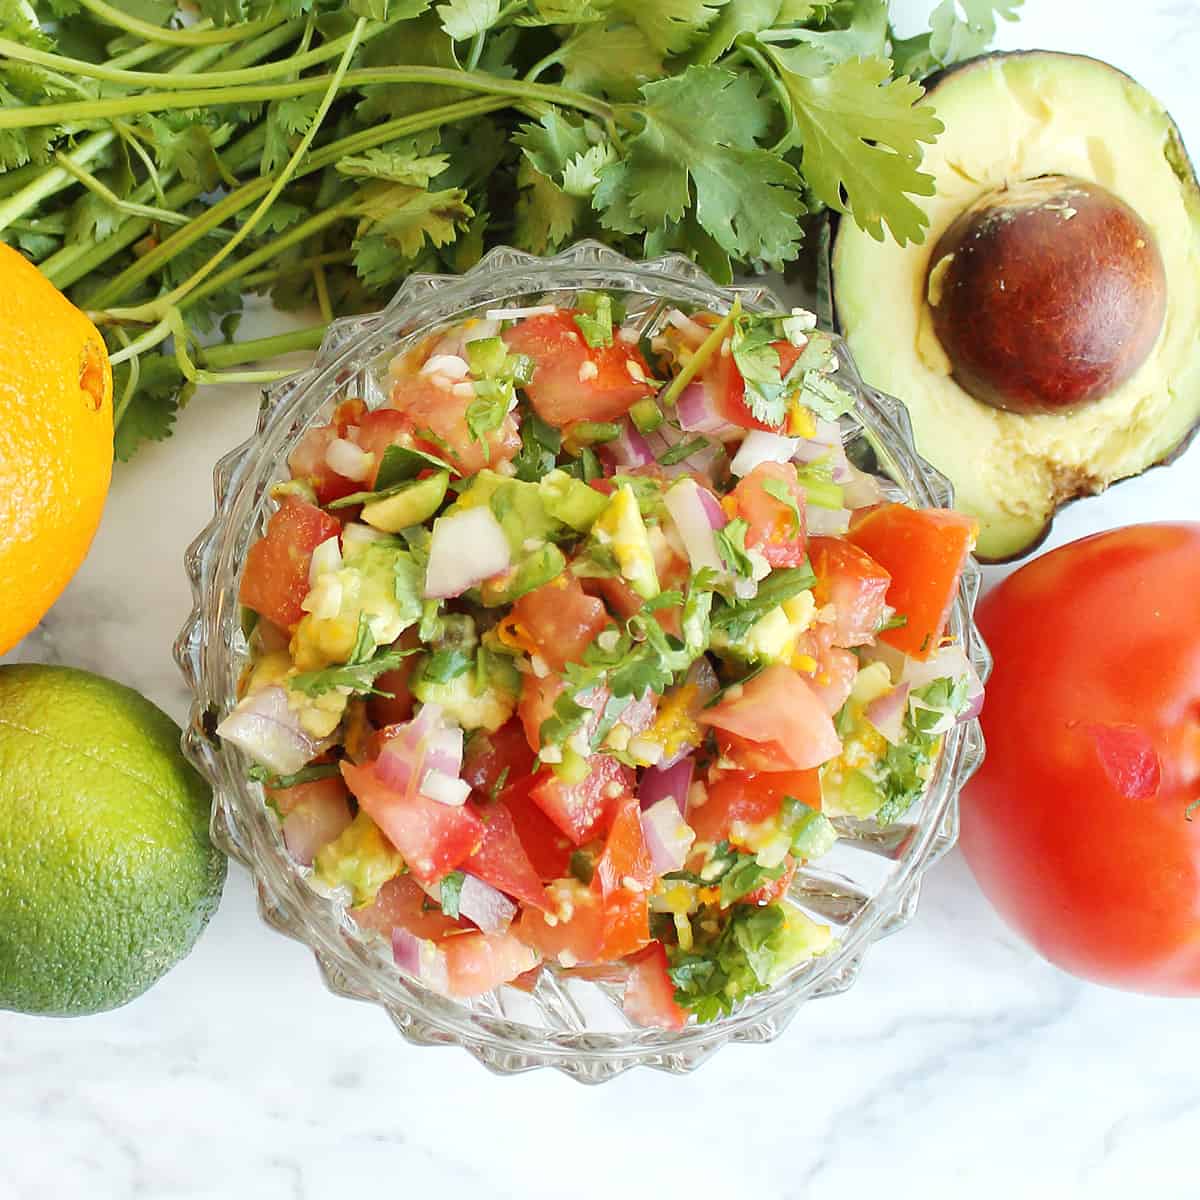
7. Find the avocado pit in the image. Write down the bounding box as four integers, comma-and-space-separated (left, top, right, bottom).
925, 175, 1167, 415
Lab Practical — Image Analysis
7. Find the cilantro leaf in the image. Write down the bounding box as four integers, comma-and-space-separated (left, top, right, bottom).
336, 146, 451, 186
440, 870, 466, 917
761, 48, 943, 245
714, 518, 754, 577
290, 645, 421, 698
611, 0, 729, 56
514, 160, 587, 256
423, 647, 473, 684
594, 66, 805, 269
111, 353, 189, 463
437, 0, 500, 40
558, 24, 665, 101
249, 762, 342, 790
351, 185, 474, 286
893, 0, 1022, 78
711, 564, 815, 639
762, 477, 802, 536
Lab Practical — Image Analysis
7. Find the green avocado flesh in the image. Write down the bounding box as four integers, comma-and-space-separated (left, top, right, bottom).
833, 51, 1200, 561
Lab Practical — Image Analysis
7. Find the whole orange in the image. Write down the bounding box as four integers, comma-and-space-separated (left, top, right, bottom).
0, 244, 113, 654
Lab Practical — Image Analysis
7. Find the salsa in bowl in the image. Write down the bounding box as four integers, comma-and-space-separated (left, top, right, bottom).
177, 242, 989, 1080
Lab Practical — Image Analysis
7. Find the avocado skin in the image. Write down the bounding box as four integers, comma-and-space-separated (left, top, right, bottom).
830, 49, 1200, 562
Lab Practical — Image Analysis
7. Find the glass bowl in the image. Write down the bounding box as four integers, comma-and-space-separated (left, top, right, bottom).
175, 240, 991, 1083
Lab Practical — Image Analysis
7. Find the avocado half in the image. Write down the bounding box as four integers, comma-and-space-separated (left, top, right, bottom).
832, 51, 1200, 561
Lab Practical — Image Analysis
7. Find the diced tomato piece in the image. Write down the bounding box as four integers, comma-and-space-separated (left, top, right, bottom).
512, 575, 609, 672
503, 774, 574, 880
351, 874, 468, 941
530, 754, 632, 846
731, 461, 808, 567
700, 665, 841, 772
463, 799, 551, 911
515, 878, 649, 965
502, 311, 655, 427
803, 644, 859, 717
240, 497, 341, 630
462, 719, 537, 799
265, 774, 345, 816
365, 626, 422, 727
594, 794, 653, 899
808, 536, 892, 648
583, 575, 643, 620
341, 760, 484, 884
517, 672, 562, 754
847, 504, 978, 660
387, 373, 521, 476
691, 769, 821, 846
622, 943, 688, 1029
714, 339, 802, 432
287, 399, 367, 504
442, 930, 541, 997
743, 855, 798, 907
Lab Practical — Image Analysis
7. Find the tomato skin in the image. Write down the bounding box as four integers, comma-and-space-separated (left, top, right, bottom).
511, 575, 609, 672
808, 536, 891, 648
622, 942, 688, 1029
700, 665, 841, 772
961, 524, 1200, 995
352, 408, 410, 487
340, 760, 484, 885
692, 769, 820, 846
731, 461, 808, 567
502, 311, 654, 427
847, 504, 977, 660
240, 497, 341, 630
594, 794, 654, 899
515, 877, 650, 965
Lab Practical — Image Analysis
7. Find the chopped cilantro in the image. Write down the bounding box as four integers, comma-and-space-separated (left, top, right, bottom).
711, 564, 815, 640
657, 435, 710, 467
440, 870, 466, 919
248, 762, 342, 789
714, 518, 755, 577
422, 648, 474, 684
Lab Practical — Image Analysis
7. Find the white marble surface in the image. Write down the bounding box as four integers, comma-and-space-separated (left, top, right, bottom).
4, 2, 1200, 1196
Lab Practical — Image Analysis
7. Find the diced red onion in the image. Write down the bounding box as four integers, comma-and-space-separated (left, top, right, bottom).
664, 479, 724, 574
730, 430, 800, 477
376, 702, 448, 791
424, 506, 511, 599
458, 874, 517, 934
420, 768, 471, 807
605, 421, 656, 469
282, 790, 353, 867
423, 725, 464, 776
639, 755, 694, 815
639, 798, 696, 874
695, 486, 725, 528
217, 686, 326, 776
677, 381, 736, 436
864, 683, 910, 746
806, 506, 851, 536
391, 928, 449, 993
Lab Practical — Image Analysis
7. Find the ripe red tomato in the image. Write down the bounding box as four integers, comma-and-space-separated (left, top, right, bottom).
463, 798, 550, 911
502, 311, 655, 426
622, 942, 687, 1029
712, 338, 802, 432
530, 754, 632, 846
961, 523, 1200, 995
692, 769, 820, 846
239, 497, 341, 630
287, 399, 367, 504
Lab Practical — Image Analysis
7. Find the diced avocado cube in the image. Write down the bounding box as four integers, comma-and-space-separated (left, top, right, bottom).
479, 543, 566, 606
412, 663, 518, 732
592, 483, 659, 599
360, 471, 449, 533
539, 469, 607, 532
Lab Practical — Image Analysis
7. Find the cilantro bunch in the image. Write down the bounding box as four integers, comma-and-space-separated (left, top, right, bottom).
0, 0, 1018, 458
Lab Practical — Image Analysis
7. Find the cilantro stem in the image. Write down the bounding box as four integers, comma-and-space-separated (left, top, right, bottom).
523, 49, 561, 82
196, 325, 328, 370
658, 296, 741, 408
0, 130, 114, 235
83, 95, 510, 310
237, 250, 353, 292
104, 18, 369, 324
0, 23, 380, 91
52, 151, 188, 226
733, 37, 800, 156
465, 33, 486, 72
75, 0, 286, 46
0, 67, 614, 130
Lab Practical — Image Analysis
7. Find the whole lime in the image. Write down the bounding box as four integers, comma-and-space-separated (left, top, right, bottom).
0, 664, 226, 1015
